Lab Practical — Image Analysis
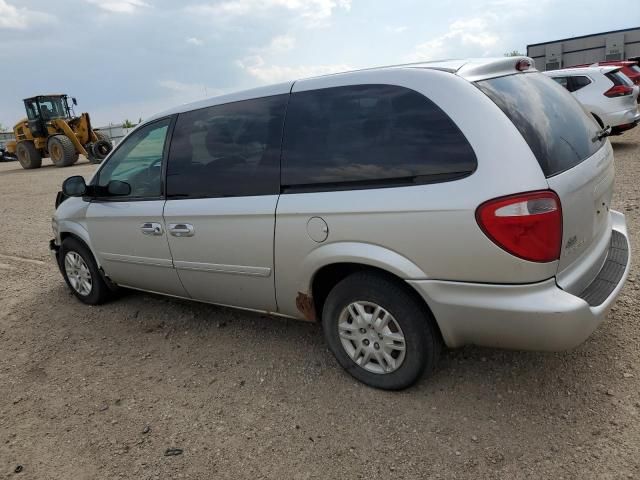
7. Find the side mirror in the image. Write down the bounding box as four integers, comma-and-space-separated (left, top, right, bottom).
72, 97, 78, 106
107, 180, 131, 196
62, 176, 87, 197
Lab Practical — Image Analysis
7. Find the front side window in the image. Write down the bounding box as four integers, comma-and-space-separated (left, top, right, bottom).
281, 84, 477, 191
97, 118, 171, 198
167, 95, 287, 198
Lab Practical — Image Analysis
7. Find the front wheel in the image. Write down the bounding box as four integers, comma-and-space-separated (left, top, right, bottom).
322, 271, 441, 390
59, 237, 112, 305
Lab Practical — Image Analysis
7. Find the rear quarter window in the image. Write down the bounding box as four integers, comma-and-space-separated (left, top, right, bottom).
281, 84, 477, 192
476, 72, 605, 177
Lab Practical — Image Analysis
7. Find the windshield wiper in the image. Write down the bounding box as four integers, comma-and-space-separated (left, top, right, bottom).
593, 125, 612, 141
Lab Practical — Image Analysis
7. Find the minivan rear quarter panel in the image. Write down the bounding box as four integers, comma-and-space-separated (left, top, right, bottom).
275, 68, 557, 319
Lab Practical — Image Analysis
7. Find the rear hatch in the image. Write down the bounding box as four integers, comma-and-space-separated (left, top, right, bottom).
476, 72, 613, 294
604, 68, 640, 106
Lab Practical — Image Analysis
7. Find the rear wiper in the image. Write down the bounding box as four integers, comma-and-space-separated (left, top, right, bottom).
593, 126, 612, 141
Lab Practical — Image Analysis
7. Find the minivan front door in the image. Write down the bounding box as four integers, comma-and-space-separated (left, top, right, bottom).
86, 117, 187, 297
162, 94, 288, 311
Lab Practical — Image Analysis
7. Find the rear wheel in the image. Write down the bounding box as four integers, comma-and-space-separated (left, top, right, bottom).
48, 135, 78, 167
322, 271, 441, 390
16, 141, 42, 169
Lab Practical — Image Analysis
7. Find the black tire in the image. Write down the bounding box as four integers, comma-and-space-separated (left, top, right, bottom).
92, 135, 113, 161
48, 135, 78, 167
59, 237, 112, 305
16, 141, 42, 169
322, 271, 441, 390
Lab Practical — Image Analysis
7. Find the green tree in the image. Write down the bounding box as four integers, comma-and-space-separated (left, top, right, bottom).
122, 119, 135, 128
504, 50, 524, 57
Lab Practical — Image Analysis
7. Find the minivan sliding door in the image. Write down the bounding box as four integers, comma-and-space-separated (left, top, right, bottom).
163, 94, 287, 311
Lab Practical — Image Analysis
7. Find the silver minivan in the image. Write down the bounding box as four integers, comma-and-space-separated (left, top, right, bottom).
51, 57, 630, 390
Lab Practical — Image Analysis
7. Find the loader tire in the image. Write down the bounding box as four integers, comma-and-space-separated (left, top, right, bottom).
48, 135, 78, 167
16, 141, 42, 169
92, 138, 113, 161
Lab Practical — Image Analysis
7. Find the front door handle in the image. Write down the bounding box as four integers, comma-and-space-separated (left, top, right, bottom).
140, 222, 163, 236
168, 223, 195, 237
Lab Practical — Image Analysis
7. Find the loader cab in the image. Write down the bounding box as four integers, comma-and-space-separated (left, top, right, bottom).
23, 95, 74, 137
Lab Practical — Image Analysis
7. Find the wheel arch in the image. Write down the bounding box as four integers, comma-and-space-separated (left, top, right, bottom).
58, 222, 102, 269
308, 261, 444, 345
297, 242, 442, 338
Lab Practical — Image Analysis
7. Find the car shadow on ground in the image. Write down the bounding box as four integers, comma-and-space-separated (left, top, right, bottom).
610, 140, 638, 151
35, 281, 611, 401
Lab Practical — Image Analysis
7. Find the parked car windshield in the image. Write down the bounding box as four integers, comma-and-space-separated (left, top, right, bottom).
476, 72, 605, 177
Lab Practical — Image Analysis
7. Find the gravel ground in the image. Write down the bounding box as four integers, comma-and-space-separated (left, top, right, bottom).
0, 133, 639, 479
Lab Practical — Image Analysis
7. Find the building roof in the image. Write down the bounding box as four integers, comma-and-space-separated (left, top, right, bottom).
527, 26, 640, 48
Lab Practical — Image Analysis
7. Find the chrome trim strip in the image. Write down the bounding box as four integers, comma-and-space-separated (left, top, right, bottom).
173, 260, 271, 277
101, 252, 173, 268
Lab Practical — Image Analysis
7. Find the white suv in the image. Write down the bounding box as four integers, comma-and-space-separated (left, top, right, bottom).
543, 66, 640, 134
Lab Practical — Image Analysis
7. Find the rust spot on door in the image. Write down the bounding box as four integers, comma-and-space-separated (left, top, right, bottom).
296, 292, 316, 322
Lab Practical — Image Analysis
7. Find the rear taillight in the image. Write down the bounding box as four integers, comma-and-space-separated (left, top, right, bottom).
604, 85, 633, 97
476, 191, 562, 263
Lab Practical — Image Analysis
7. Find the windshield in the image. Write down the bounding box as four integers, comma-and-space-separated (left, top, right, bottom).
629, 65, 640, 74
476, 72, 605, 177
38, 96, 68, 120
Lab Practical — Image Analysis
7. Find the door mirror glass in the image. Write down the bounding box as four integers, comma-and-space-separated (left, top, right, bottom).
72, 97, 78, 106
62, 176, 87, 197
107, 180, 131, 196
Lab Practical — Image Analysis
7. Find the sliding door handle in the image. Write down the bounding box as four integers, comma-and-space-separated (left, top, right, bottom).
140, 222, 163, 236
168, 223, 195, 237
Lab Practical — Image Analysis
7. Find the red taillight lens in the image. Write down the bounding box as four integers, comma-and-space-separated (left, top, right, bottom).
476, 191, 562, 263
604, 85, 633, 97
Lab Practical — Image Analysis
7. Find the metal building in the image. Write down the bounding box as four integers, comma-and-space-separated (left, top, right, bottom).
527, 27, 640, 71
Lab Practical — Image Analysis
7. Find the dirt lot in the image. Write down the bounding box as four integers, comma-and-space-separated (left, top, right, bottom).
0, 132, 639, 480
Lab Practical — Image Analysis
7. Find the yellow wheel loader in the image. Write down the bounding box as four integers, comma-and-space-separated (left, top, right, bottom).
6, 94, 113, 170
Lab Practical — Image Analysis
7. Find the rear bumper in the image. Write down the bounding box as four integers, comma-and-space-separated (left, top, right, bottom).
606, 108, 640, 131
409, 211, 630, 351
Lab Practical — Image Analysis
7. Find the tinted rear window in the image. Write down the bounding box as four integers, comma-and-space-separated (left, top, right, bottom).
476, 73, 604, 177
282, 84, 477, 192
606, 71, 633, 87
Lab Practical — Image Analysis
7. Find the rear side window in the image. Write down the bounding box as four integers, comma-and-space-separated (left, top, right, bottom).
551, 77, 569, 90
476, 73, 604, 177
167, 95, 287, 198
606, 70, 633, 87
570, 76, 591, 91
281, 84, 476, 192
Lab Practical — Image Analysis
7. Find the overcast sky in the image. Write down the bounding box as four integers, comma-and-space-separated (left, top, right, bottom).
0, 0, 637, 127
